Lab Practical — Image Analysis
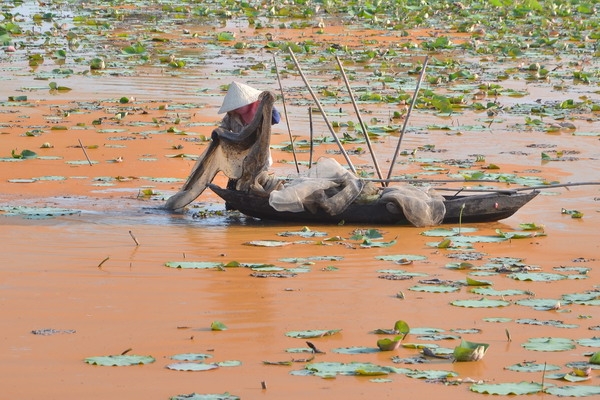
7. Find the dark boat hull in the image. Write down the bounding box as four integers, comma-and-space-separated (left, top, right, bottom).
208, 184, 538, 225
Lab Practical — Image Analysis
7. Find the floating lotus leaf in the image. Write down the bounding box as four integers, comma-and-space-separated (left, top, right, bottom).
495, 229, 546, 239
216, 360, 242, 367
165, 261, 223, 269
166, 362, 219, 371
409, 285, 459, 293
377, 269, 428, 278
333, 346, 380, 354
285, 347, 314, 353
508, 272, 568, 281
410, 327, 444, 335
515, 298, 564, 310
577, 337, 600, 348
305, 362, 393, 377
470, 381, 544, 395
285, 329, 341, 339
376, 337, 403, 351
483, 317, 512, 323
243, 240, 291, 247
277, 227, 328, 237
544, 385, 600, 397
375, 254, 427, 262
516, 318, 578, 329
453, 340, 489, 361
466, 276, 492, 286
418, 334, 460, 341
406, 369, 458, 379
505, 362, 561, 372
85, 354, 155, 366
522, 337, 576, 352
471, 288, 527, 296
402, 343, 440, 349
0, 206, 80, 217
451, 328, 481, 334
171, 353, 213, 361
451, 298, 510, 308
360, 238, 397, 248
211, 321, 227, 331
562, 292, 600, 306
170, 393, 239, 400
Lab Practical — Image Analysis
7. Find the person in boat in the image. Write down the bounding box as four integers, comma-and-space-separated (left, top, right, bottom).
218, 81, 281, 132
218, 81, 281, 190
163, 82, 280, 210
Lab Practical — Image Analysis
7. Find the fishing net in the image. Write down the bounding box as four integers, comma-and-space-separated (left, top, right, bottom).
269, 157, 446, 227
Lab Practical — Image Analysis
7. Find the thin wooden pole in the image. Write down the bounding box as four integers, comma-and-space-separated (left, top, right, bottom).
288, 47, 356, 174
308, 107, 314, 168
272, 53, 299, 173
78, 139, 93, 166
335, 55, 384, 182
386, 56, 429, 181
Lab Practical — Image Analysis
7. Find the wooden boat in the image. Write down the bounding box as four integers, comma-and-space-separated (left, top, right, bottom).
208, 184, 539, 225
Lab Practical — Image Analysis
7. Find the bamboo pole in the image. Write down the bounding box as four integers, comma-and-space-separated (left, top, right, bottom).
386, 56, 429, 182
288, 47, 357, 174
308, 107, 314, 168
272, 53, 300, 174
335, 55, 384, 182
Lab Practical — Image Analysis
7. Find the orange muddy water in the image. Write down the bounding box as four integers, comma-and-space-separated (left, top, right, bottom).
1, 20, 600, 400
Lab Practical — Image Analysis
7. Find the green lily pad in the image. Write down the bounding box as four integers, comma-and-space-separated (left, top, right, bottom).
244, 240, 291, 247
409, 327, 444, 335
171, 353, 213, 361
166, 362, 219, 371
216, 360, 242, 367
85, 354, 155, 366
451, 298, 510, 308
406, 369, 458, 379
277, 227, 328, 237
409, 285, 459, 293
483, 317, 512, 323
515, 298, 564, 310
453, 340, 489, 361
505, 362, 561, 372
333, 346, 381, 354
522, 337, 576, 352
577, 337, 600, 348
470, 381, 544, 395
378, 269, 428, 276
508, 272, 568, 281
0, 206, 80, 218
211, 321, 227, 331
165, 261, 223, 269
516, 318, 578, 329
305, 362, 392, 377
544, 385, 600, 397
375, 254, 427, 262
471, 288, 527, 296
285, 329, 341, 339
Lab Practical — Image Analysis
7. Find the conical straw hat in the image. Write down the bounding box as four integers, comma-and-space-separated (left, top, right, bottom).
218, 81, 263, 114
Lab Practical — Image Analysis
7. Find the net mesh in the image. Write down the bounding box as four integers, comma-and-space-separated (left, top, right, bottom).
268, 158, 446, 226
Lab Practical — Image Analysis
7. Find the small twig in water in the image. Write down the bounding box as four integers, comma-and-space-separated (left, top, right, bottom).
129, 230, 140, 246
541, 362, 547, 391
78, 139, 93, 166
97, 256, 110, 269
505, 328, 512, 342
121, 348, 132, 355
306, 341, 325, 354
261, 381, 267, 390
